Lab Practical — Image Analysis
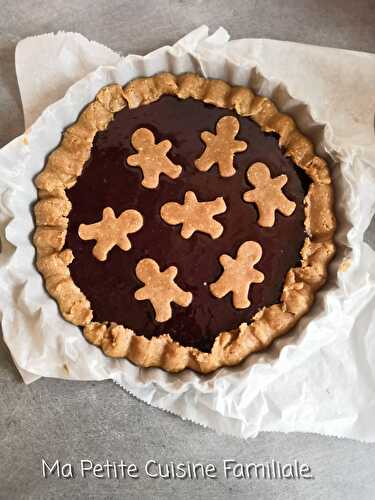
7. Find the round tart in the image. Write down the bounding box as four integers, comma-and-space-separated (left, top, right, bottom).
33, 73, 336, 373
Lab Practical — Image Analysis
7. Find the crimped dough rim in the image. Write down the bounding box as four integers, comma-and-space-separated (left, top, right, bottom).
33, 73, 336, 373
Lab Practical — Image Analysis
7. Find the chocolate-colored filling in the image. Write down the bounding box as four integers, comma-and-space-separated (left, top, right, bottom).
65, 96, 308, 352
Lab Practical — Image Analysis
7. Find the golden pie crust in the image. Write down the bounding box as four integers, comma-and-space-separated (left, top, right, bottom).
33, 73, 336, 373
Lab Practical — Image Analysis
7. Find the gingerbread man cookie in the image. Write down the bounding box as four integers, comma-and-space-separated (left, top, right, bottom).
243, 162, 296, 227
135, 258, 192, 322
210, 241, 264, 309
78, 207, 143, 261
127, 128, 182, 189
195, 116, 247, 177
160, 191, 226, 239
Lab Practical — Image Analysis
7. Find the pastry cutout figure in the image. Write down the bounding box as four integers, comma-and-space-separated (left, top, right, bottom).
210, 241, 264, 309
243, 162, 296, 227
127, 128, 182, 188
160, 191, 226, 239
135, 258, 192, 322
78, 207, 143, 261
195, 116, 247, 177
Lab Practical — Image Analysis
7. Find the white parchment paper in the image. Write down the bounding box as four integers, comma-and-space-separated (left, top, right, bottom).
1, 26, 375, 440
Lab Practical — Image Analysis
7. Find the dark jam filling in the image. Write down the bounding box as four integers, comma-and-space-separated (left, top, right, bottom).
65, 96, 308, 352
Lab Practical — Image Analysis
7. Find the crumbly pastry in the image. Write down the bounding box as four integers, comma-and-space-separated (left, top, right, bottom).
33, 73, 336, 373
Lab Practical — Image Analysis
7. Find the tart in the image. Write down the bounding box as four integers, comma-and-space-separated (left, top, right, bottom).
33, 73, 336, 373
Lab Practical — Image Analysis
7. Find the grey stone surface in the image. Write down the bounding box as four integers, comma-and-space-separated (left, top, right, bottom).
1, 1, 375, 499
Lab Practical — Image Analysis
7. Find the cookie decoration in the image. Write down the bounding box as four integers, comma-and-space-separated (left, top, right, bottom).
160, 191, 226, 239
210, 241, 264, 309
127, 128, 182, 188
243, 162, 296, 227
135, 258, 192, 322
78, 207, 143, 261
195, 116, 247, 177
